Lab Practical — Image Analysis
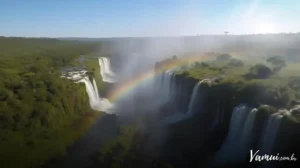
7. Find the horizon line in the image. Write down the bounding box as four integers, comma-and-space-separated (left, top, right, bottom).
1, 32, 300, 39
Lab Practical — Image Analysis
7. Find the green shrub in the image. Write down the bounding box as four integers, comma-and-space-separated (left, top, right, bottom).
216, 53, 232, 61
257, 105, 277, 114
228, 58, 244, 67
266, 56, 286, 73
245, 64, 273, 79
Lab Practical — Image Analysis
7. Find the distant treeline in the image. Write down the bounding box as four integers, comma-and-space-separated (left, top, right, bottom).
58, 34, 300, 61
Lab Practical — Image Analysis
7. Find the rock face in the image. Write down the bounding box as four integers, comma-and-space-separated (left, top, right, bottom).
152, 65, 300, 168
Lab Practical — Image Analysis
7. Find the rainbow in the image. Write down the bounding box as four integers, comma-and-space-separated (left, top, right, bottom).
107, 54, 214, 102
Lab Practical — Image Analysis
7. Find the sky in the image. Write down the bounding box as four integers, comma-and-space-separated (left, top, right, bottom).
0, 0, 300, 37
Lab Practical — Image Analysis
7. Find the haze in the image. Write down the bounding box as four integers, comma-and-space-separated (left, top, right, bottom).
1, 0, 300, 37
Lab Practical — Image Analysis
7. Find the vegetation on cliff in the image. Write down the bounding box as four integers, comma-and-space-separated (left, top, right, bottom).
176, 54, 298, 107
154, 54, 300, 123
151, 54, 300, 167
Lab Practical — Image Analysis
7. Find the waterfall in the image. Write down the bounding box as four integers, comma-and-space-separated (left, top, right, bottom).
187, 82, 201, 114
78, 77, 114, 113
186, 79, 210, 116
105, 57, 112, 74
61, 57, 115, 113
102, 57, 114, 76
153, 66, 183, 107
260, 112, 284, 154
239, 108, 258, 157
156, 71, 173, 104
78, 77, 99, 109
153, 72, 162, 96
162, 79, 209, 124
160, 72, 167, 101
98, 57, 117, 83
215, 105, 294, 167
98, 58, 106, 81
107, 57, 116, 77
92, 78, 100, 101
169, 73, 176, 103
214, 104, 256, 165
164, 71, 173, 102
258, 112, 285, 168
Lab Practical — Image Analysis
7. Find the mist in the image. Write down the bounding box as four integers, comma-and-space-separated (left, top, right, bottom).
94, 33, 300, 116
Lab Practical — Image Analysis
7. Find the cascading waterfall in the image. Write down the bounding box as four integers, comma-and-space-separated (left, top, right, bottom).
187, 81, 201, 114
160, 72, 167, 101
258, 110, 289, 168
98, 57, 117, 83
102, 57, 113, 75
98, 58, 106, 81
61, 57, 118, 113
152, 65, 182, 107
169, 73, 177, 103
239, 108, 258, 157
154, 66, 183, 104
259, 112, 285, 154
214, 105, 296, 167
153, 72, 162, 96
214, 104, 257, 165
162, 78, 210, 124
155, 70, 173, 105
92, 78, 100, 100
158, 69, 223, 124
78, 77, 99, 109
164, 70, 173, 102
78, 77, 114, 112
186, 79, 210, 116
107, 57, 115, 76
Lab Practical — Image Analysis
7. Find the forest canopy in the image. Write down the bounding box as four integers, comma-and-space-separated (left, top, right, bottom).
0, 37, 100, 168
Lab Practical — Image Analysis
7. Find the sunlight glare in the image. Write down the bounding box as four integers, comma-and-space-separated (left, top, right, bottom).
254, 21, 278, 34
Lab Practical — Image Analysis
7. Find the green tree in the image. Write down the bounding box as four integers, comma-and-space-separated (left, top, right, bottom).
266, 56, 286, 73
245, 64, 273, 79
0, 36, 100, 168
228, 58, 244, 67
216, 54, 232, 61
